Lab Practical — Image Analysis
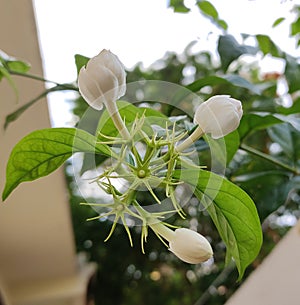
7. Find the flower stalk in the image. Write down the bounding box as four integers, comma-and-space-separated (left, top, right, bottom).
105, 101, 131, 140
175, 126, 204, 152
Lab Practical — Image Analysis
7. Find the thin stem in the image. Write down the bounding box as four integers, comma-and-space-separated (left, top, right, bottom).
175, 126, 204, 153
105, 100, 131, 140
9, 70, 78, 91
240, 143, 299, 175
149, 221, 175, 241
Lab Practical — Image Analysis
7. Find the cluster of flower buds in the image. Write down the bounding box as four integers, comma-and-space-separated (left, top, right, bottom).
77, 49, 243, 265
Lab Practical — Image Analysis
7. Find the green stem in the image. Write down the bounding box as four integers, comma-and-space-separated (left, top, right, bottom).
149, 222, 175, 241
133, 201, 175, 241
9, 70, 78, 91
105, 100, 131, 140
240, 143, 299, 175
175, 126, 204, 152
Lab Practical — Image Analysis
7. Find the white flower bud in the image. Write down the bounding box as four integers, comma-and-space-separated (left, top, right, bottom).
169, 228, 213, 264
78, 49, 126, 110
194, 95, 243, 139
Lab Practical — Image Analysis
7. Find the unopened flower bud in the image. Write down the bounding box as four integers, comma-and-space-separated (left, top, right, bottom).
169, 228, 213, 264
78, 49, 126, 110
150, 223, 213, 264
194, 95, 243, 139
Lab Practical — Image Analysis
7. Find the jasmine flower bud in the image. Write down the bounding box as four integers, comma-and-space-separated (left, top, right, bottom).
78, 49, 130, 139
78, 49, 126, 110
176, 95, 243, 152
150, 222, 213, 264
194, 95, 243, 139
169, 228, 213, 264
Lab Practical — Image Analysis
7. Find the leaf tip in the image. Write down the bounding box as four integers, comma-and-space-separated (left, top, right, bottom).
2, 187, 10, 202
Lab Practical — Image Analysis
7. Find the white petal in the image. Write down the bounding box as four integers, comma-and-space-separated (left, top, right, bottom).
78, 67, 104, 110
169, 228, 213, 264
88, 49, 126, 98
193, 95, 243, 139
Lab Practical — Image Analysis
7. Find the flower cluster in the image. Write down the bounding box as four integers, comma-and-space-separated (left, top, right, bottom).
78, 49, 243, 264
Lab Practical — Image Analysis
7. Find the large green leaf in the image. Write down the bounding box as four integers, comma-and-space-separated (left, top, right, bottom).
2, 128, 111, 201
174, 168, 262, 280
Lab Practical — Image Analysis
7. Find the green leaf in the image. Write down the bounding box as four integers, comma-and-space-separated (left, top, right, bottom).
0, 50, 30, 94
0, 64, 18, 98
197, 1, 218, 19
269, 124, 293, 157
204, 130, 240, 167
291, 16, 300, 36
239, 112, 300, 141
187, 74, 261, 94
223, 74, 262, 95
6, 60, 30, 74
217, 35, 258, 72
187, 75, 227, 92
75, 54, 90, 75
272, 17, 285, 28
168, 0, 190, 13
256, 34, 283, 57
174, 168, 262, 280
217, 19, 228, 31
2, 128, 111, 201
0, 50, 30, 74
233, 170, 291, 220
277, 97, 300, 115
197, 1, 228, 30
238, 113, 283, 140
285, 54, 300, 93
